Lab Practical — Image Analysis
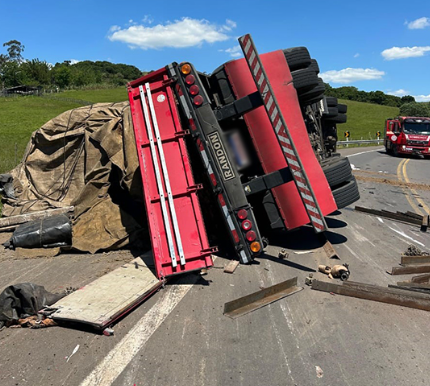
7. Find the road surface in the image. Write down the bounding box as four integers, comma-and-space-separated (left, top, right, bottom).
1, 146, 430, 386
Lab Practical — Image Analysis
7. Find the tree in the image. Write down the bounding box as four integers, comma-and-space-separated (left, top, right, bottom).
3, 40, 25, 62
399, 102, 430, 117
401, 95, 415, 104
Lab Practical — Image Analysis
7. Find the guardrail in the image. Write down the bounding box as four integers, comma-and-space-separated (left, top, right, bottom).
337, 139, 383, 146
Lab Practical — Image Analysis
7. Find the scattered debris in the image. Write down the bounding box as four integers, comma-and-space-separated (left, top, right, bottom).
322, 240, 339, 259
404, 244, 429, 256
305, 273, 314, 286
389, 265, 430, 275
103, 328, 114, 336
355, 206, 429, 232
224, 277, 302, 319
318, 264, 350, 280
278, 249, 289, 259
312, 280, 430, 312
315, 365, 324, 378
224, 260, 239, 274
66, 344, 80, 362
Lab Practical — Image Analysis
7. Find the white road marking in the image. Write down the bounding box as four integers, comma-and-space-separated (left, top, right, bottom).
79, 275, 199, 386
346, 148, 383, 158
386, 225, 425, 247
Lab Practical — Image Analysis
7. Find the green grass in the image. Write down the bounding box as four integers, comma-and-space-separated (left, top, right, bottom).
339, 99, 399, 141
50, 87, 128, 103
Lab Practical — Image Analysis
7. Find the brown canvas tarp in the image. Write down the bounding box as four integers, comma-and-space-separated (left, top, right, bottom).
1, 102, 149, 253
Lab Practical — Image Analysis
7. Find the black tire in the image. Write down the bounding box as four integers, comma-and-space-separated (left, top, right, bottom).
323, 113, 347, 124
291, 67, 319, 93
299, 79, 325, 103
309, 59, 320, 74
338, 104, 347, 114
283, 47, 311, 71
325, 97, 338, 107
300, 94, 324, 106
321, 157, 353, 188
332, 177, 360, 209
323, 106, 338, 117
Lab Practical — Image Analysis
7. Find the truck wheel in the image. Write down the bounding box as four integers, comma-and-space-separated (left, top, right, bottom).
323, 113, 347, 124
299, 79, 325, 103
283, 47, 311, 71
323, 106, 338, 117
291, 67, 319, 92
321, 157, 353, 188
325, 97, 338, 107
309, 59, 320, 74
331, 177, 360, 209
337, 104, 347, 114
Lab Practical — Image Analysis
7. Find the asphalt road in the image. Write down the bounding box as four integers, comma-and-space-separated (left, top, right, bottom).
1, 146, 430, 386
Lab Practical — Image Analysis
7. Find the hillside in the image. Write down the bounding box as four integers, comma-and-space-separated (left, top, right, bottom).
0, 90, 397, 174
339, 99, 399, 140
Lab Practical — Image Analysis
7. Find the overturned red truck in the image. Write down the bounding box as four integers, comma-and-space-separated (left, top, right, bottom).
384, 116, 430, 157
127, 34, 359, 278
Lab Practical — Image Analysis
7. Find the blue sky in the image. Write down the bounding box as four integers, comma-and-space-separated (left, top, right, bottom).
1, 0, 430, 101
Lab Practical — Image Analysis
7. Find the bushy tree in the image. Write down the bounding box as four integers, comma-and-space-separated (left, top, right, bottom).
399, 102, 430, 117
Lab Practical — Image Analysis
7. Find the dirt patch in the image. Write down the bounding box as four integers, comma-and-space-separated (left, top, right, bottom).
354, 174, 430, 191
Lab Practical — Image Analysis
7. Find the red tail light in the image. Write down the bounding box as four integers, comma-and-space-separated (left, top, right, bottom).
237, 209, 248, 220
185, 74, 196, 85
189, 85, 199, 95
242, 219, 252, 231
246, 230, 256, 242
193, 95, 204, 106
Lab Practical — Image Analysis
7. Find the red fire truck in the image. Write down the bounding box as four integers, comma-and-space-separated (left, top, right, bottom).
384, 116, 430, 157
127, 34, 359, 277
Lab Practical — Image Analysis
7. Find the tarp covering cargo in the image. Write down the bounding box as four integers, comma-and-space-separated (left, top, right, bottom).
1, 102, 149, 253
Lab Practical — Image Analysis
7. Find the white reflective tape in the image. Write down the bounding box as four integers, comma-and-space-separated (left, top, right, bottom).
296, 180, 311, 193
266, 96, 274, 112
179, 95, 191, 119
201, 149, 209, 168
262, 84, 269, 96
305, 203, 319, 215
287, 158, 300, 169
254, 62, 261, 78
257, 72, 264, 87
310, 215, 325, 227
270, 107, 278, 122
281, 145, 296, 157
301, 192, 315, 203
221, 205, 235, 231
249, 51, 256, 67
244, 39, 251, 55
275, 119, 283, 134
240, 250, 249, 264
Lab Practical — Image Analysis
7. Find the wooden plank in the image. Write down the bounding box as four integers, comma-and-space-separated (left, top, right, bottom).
322, 240, 339, 259
355, 206, 422, 226
224, 277, 302, 319
411, 273, 430, 283
49, 255, 162, 329
0, 207, 74, 230
421, 215, 429, 232
401, 254, 430, 265
224, 260, 239, 274
312, 280, 430, 312
396, 282, 430, 290
388, 285, 430, 295
390, 265, 430, 275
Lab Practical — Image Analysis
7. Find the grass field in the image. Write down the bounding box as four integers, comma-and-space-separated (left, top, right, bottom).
339, 99, 399, 140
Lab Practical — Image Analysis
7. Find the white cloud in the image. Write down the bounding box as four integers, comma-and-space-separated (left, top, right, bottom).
353, 53, 360, 58
70, 59, 80, 65
381, 46, 430, 60
407, 17, 430, 29
108, 17, 235, 49
414, 94, 430, 102
387, 89, 410, 97
220, 45, 242, 58
320, 68, 385, 84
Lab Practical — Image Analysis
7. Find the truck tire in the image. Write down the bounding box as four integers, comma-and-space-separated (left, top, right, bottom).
337, 104, 347, 114
324, 113, 347, 124
291, 68, 319, 92
323, 106, 338, 117
321, 157, 353, 188
325, 97, 338, 107
332, 177, 360, 209
283, 47, 311, 71
299, 79, 325, 103
309, 59, 320, 74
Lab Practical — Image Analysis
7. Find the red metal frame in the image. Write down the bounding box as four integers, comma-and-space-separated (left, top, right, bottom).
224, 45, 337, 231
128, 69, 215, 278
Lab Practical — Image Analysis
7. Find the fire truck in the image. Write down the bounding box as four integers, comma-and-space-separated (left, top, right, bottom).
127, 34, 359, 278
384, 116, 430, 157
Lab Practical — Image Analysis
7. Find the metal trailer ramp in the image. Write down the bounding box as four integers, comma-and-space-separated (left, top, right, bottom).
46, 256, 162, 330
128, 69, 215, 278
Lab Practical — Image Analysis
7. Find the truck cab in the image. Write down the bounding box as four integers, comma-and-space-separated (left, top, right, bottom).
385, 116, 430, 157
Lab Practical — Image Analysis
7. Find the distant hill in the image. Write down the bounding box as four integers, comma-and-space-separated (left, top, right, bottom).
339, 99, 399, 140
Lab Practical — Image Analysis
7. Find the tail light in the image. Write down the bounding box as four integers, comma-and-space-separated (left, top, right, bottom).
193, 95, 204, 106
237, 209, 248, 220
242, 219, 252, 231
180, 64, 192, 75
185, 75, 195, 85
250, 242, 261, 253
189, 85, 200, 95
246, 230, 256, 242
